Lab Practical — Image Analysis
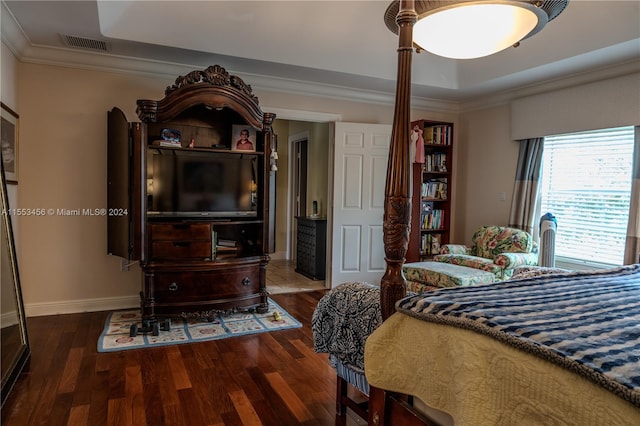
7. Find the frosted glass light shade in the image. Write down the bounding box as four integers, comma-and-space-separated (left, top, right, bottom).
413, 3, 542, 59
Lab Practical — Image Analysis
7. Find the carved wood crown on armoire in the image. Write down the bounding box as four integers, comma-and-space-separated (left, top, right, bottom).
107, 65, 277, 329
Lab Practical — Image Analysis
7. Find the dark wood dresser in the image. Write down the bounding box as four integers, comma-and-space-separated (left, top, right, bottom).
295, 217, 327, 280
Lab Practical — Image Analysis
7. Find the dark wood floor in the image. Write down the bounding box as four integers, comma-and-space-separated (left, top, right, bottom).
1, 290, 358, 426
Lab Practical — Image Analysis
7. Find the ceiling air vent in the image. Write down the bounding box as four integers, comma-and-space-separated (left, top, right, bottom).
61, 34, 111, 52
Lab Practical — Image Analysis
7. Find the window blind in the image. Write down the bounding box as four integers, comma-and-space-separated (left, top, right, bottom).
540, 126, 634, 266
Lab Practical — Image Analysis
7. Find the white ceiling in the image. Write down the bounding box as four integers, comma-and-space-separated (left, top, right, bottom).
2, 1, 640, 105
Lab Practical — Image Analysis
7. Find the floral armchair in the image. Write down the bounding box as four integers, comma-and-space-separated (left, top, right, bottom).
433, 225, 538, 280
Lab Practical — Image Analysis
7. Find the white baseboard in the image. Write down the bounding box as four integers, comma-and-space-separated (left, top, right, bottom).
25, 295, 140, 318
1, 310, 19, 327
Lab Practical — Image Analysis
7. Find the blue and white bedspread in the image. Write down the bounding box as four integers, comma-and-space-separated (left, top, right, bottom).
397, 264, 640, 408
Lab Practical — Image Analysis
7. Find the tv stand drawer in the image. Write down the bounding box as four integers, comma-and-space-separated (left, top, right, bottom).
150, 267, 261, 303
151, 240, 212, 260
150, 223, 212, 241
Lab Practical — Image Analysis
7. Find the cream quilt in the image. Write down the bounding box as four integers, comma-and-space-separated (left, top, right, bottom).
365, 313, 640, 425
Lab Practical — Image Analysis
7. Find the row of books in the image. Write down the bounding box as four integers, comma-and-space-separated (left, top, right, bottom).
423, 153, 447, 173
419, 233, 442, 256
424, 125, 452, 145
421, 178, 448, 200
421, 203, 446, 230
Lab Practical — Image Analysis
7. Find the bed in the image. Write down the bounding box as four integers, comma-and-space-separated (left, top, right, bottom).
313, 266, 640, 425
364, 265, 640, 425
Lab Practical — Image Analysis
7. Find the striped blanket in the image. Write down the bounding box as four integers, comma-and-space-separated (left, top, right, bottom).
397, 264, 640, 408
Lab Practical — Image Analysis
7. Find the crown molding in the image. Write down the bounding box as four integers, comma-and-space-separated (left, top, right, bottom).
16, 44, 461, 114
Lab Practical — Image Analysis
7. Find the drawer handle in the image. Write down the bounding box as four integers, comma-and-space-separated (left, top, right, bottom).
168, 282, 179, 291
242, 277, 251, 286
173, 242, 191, 248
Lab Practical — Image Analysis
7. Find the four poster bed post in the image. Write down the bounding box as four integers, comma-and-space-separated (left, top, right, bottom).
380, 0, 415, 320
370, 1, 432, 424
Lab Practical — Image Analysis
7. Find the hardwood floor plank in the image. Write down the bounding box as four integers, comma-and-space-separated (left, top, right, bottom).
246, 366, 304, 425
177, 388, 207, 425
106, 397, 132, 426
86, 370, 110, 426
166, 345, 192, 390
50, 392, 74, 425
228, 389, 264, 426
151, 350, 187, 423
108, 353, 127, 400
67, 404, 90, 426
244, 397, 281, 426
141, 382, 165, 425
264, 371, 314, 423
130, 392, 147, 425
59, 347, 84, 394
72, 351, 98, 407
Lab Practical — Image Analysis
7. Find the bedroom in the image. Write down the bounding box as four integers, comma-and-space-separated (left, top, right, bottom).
1, 0, 639, 424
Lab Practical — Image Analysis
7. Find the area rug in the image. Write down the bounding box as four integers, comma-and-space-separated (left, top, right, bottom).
98, 299, 302, 352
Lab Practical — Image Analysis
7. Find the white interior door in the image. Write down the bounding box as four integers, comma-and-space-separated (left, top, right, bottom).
328, 122, 391, 287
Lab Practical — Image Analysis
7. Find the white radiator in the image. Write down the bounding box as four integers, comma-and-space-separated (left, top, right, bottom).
539, 213, 557, 267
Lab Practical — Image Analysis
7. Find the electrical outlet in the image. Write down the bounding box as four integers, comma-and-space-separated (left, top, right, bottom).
120, 259, 130, 272
499, 192, 506, 201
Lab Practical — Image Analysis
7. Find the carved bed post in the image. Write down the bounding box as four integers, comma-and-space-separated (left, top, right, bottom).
381, 0, 416, 320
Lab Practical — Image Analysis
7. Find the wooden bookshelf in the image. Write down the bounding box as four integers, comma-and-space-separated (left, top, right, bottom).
407, 119, 453, 262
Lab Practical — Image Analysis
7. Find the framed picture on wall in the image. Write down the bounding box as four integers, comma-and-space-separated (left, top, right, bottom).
231, 125, 256, 152
1, 103, 19, 184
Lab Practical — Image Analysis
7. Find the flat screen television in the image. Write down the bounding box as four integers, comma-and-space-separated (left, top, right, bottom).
147, 149, 258, 218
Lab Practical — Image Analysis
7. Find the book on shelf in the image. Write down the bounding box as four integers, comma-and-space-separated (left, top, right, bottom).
211, 232, 238, 260
421, 178, 448, 200
424, 153, 447, 172
217, 239, 237, 248
151, 140, 182, 148
423, 125, 452, 145
420, 201, 432, 230
421, 207, 445, 230
420, 233, 442, 256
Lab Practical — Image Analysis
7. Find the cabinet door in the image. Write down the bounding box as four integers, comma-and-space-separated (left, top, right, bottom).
107, 107, 143, 260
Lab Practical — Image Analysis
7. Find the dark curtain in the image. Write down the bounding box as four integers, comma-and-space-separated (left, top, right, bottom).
508, 138, 544, 236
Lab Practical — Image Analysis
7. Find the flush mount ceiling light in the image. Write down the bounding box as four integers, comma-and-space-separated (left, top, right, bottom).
384, 0, 569, 59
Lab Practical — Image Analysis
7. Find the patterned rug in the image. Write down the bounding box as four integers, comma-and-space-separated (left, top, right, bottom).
98, 299, 302, 352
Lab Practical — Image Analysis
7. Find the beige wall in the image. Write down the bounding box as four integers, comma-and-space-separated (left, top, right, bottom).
15, 63, 167, 315
287, 121, 329, 218
455, 104, 517, 244
270, 120, 330, 258
271, 119, 290, 257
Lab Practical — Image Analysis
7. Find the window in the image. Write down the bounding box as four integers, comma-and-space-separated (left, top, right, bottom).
540, 126, 634, 266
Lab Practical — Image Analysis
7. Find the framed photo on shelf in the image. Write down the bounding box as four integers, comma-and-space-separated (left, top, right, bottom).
231, 125, 256, 152
1, 103, 19, 184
